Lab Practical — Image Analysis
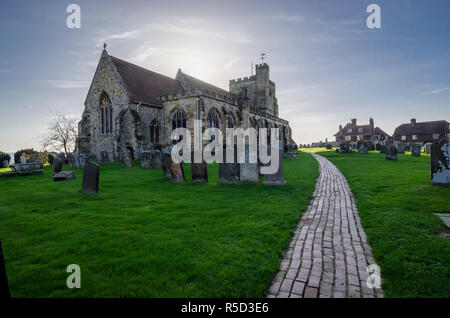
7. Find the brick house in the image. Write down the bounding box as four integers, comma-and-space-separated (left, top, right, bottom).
334, 118, 390, 143
393, 119, 449, 144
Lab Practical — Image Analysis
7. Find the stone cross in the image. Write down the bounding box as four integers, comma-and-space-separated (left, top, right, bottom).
431, 138, 449, 186
82, 161, 99, 194
263, 141, 286, 185
0, 238, 10, 298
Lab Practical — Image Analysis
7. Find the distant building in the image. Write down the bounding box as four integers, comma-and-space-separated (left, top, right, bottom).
334, 118, 390, 143
393, 119, 449, 144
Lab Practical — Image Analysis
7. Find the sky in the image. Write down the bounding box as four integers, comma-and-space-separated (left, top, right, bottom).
0, 0, 449, 152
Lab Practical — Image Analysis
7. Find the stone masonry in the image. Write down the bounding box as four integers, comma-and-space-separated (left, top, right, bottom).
267, 154, 383, 298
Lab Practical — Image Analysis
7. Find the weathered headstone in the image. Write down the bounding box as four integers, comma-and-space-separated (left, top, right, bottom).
286, 143, 297, 159
240, 143, 259, 184
430, 138, 449, 186
100, 151, 109, 163
396, 142, 406, 154
386, 144, 398, 160
20, 156, 27, 164
380, 144, 387, 154
141, 151, 152, 169
2, 161, 9, 168
58, 152, 66, 163
219, 145, 240, 184
358, 142, 368, 154
0, 238, 10, 298
74, 154, 87, 168
339, 142, 352, 153
52, 156, 63, 174
67, 153, 75, 167
411, 143, 421, 157
375, 143, 381, 151
82, 161, 99, 194
424, 143, 432, 155
48, 154, 54, 165
170, 161, 185, 183
152, 150, 162, 169
162, 153, 172, 179
121, 149, 133, 168
191, 150, 207, 183
263, 141, 286, 186
53, 171, 75, 181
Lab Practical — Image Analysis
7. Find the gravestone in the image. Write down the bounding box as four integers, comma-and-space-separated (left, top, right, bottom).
326, 144, 332, 150
219, 145, 240, 184
411, 143, 421, 157
82, 161, 99, 194
74, 154, 87, 168
100, 151, 109, 163
170, 161, 185, 183
430, 138, 449, 186
375, 143, 381, 151
20, 156, 27, 164
162, 153, 172, 179
53, 171, 75, 181
67, 153, 75, 167
191, 150, 207, 183
152, 150, 162, 169
358, 142, 368, 154
121, 149, 133, 168
424, 143, 432, 154
286, 144, 297, 159
240, 143, 259, 184
386, 144, 398, 160
48, 154, 54, 165
52, 157, 63, 174
396, 142, 406, 154
141, 151, 152, 169
380, 144, 387, 154
57, 152, 66, 163
0, 238, 10, 298
263, 141, 286, 185
2, 161, 9, 168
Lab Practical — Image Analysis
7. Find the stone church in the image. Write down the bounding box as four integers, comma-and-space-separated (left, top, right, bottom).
76, 47, 294, 161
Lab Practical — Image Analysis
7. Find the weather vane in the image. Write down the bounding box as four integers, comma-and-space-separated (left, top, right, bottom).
261, 52, 266, 63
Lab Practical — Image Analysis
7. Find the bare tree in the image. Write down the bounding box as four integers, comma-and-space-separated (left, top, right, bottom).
41, 114, 78, 155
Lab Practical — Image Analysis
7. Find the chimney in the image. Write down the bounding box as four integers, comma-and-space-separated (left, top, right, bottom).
369, 118, 374, 137
411, 118, 416, 125
339, 125, 342, 132
351, 118, 357, 125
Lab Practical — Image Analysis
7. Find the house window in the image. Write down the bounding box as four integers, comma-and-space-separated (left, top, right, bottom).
100, 93, 113, 134
149, 119, 160, 144
412, 135, 417, 140
401, 136, 406, 141
358, 128, 363, 133
347, 128, 352, 133
345, 136, 351, 141
433, 133, 439, 140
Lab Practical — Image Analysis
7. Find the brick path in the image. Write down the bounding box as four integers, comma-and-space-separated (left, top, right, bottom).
268, 154, 384, 298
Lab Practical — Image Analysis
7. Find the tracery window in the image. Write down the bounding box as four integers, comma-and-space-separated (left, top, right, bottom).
100, 93, 113, 134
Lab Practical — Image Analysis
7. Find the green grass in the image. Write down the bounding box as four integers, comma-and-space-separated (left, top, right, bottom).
0, 153, 318, 297
305, 148, 450, 298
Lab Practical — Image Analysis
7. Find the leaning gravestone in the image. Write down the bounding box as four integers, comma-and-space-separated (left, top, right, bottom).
121, 149, 133, 168
240, 143, 259, 184
53, 171, 75, 181
82, 161, 99, 194
52, 156, 63, 175
141, 151, 152, 169
263, 141, 286, 186
152, 150, 162, 169
424, 143, 432, 155
430, 138, 449, 186
0, 237, 10, 298
411, 143, 421, 157
162, 153, 172, 179
386, 144, 398, 160
219, 145, 240, 184
191, 150, 207, 183
170, 160, 185, 183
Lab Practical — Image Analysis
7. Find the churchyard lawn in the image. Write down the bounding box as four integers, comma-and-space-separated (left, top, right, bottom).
300, 148, 450, 298
0, 152, 318, 297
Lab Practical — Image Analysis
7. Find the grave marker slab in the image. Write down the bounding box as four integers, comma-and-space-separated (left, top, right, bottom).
152, 150, 162, 169
263, 141, 286, 186
219, 146, 240, 184
141, 151, 152, 169
191, 151, 207, 183
431, 138, 449, 186
411, 143, 421, 157
386, 144, 398, 160
53, 171, 75, 181
82, 161, 99, 194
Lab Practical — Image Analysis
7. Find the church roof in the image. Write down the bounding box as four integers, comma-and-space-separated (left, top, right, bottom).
109, 55, 184, 106
175, 69, 235, 99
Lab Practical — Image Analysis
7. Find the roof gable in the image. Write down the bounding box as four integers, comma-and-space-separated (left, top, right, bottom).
175, 69, 235, 99
393, 120, 449, 136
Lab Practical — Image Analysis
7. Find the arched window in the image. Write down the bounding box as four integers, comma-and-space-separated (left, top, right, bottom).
171, 109, 187, 131
150, 119, 160, 144
207, 109, 220, 129
100, 93, 113, 134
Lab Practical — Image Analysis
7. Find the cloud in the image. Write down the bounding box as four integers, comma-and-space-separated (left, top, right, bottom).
272, 15, 304, 24
97, 29, 142, 47
44, 80, 90, 89
424, 87, 450, 94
